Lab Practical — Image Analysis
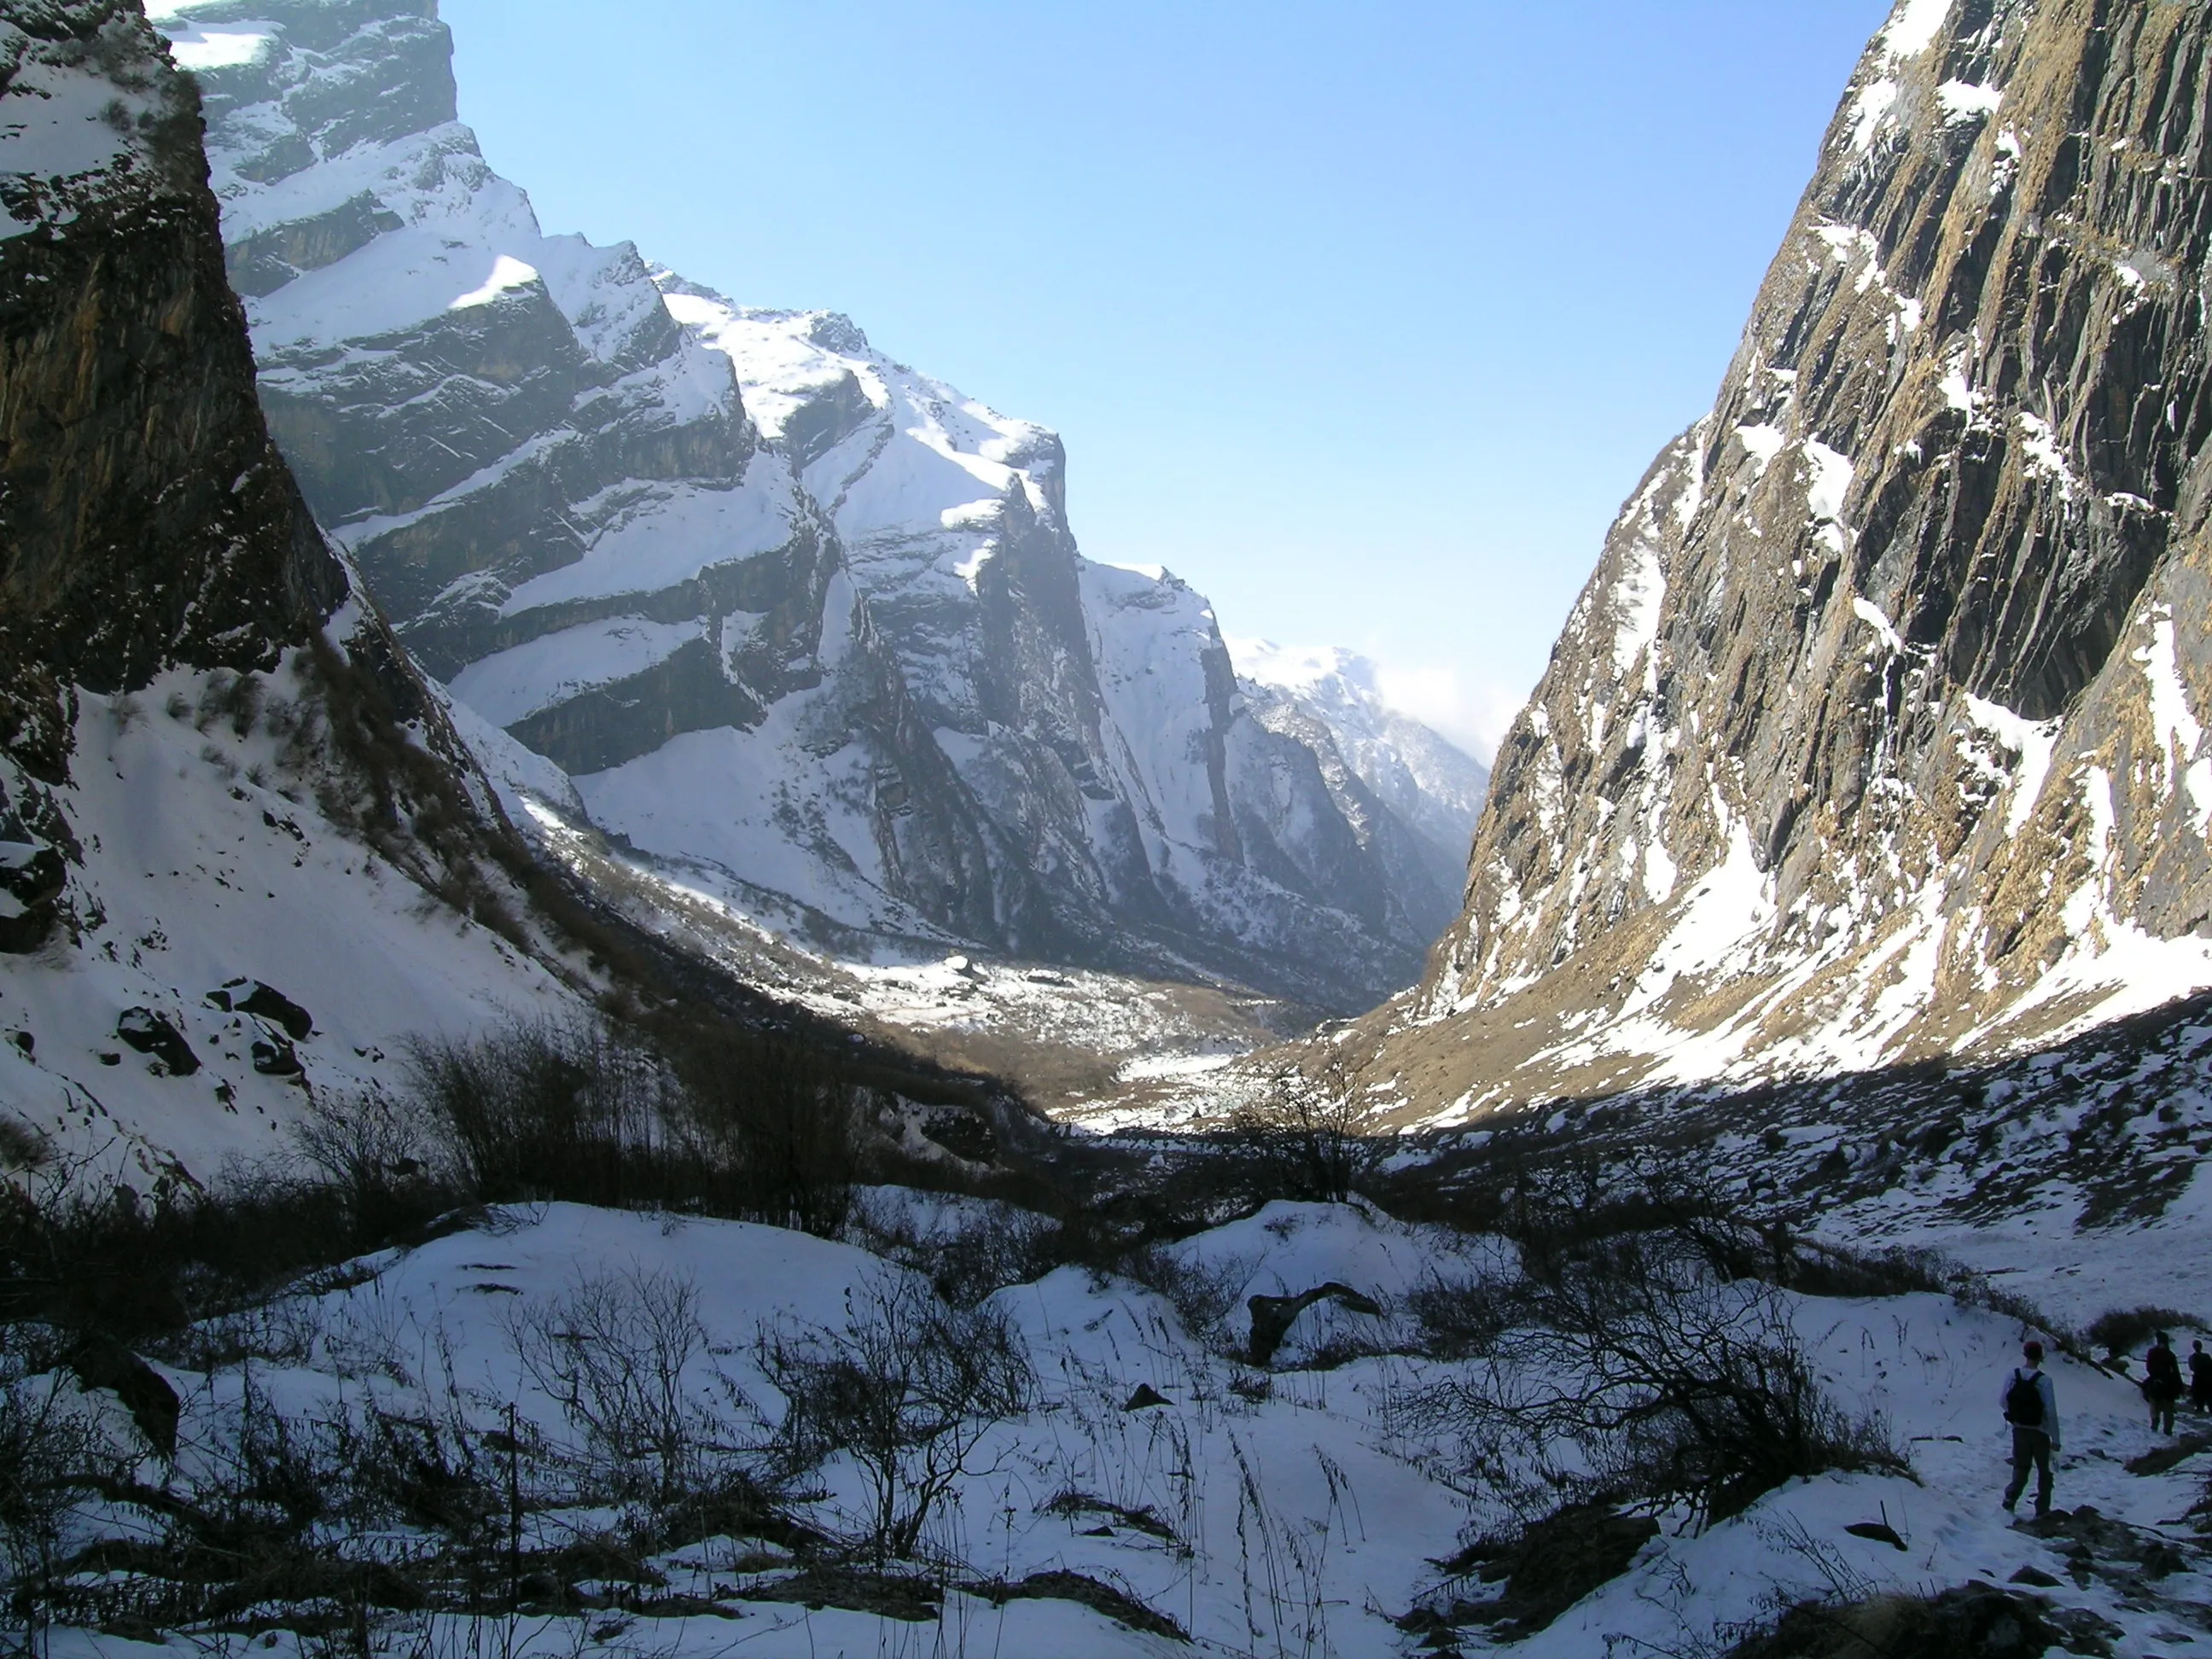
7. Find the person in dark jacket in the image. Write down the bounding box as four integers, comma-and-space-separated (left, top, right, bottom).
2191, 1339, 2212, 1413
2145, 1330, 2184, 1435
2001, 1339, 2058, 1517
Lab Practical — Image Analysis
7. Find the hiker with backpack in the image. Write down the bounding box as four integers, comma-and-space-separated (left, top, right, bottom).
2192, 1340, 2212, 1414
2145, 1330, 2184, 1435
2001, 1339, 2058, 1517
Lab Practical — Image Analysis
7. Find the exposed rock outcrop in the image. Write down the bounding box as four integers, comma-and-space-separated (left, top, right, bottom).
0, 0, 583, 1181
1361, 0, 2212, 1116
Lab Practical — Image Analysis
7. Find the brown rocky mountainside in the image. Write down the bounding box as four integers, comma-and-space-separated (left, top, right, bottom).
1350, 0, 2212, 1121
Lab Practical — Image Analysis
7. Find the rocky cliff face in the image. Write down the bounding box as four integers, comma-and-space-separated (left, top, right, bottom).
0, 0, 341, 782
1361, 0, 2212, 1117
1226, 639, 1490, 946
660, 294, 1470, 1001
158, 0, 1484, 1011
0, 0, 582, 1184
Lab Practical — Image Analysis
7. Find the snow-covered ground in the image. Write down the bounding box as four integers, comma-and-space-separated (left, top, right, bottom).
0, 655, 579, 1190
38, 1195, 2212, 1658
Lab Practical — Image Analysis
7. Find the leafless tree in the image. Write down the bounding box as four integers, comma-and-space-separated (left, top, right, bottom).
1406, 1226, 1903, 1528
756, 1274, 1032, 1564
1230, 1052, 1377, 1205
509, 1269, 740, 1512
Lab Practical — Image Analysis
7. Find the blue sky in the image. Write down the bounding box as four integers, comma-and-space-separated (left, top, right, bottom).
439, 0, 1893, 756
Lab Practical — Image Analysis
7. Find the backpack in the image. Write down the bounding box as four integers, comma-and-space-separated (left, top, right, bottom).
2005, 1371, 2045, 1427
2147, 1346, 2182, 1393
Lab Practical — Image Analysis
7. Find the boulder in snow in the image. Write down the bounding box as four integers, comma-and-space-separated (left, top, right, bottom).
115, 1009, 200, 1077
206, 978, 313, 1040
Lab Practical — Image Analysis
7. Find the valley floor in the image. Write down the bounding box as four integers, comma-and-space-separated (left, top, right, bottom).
509, 799, 1309, 1117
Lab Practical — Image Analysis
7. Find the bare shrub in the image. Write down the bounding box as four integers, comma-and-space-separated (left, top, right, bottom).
1408, 1228, 1906, 1528
288, 1090, 441, 1236
408, 1020, 870, 1231
1124, 1243, 1258, 1349
509, 1268, 742, 1515
0, 1159, 371, 1344
96, 1372, 384, 1631
1498, 1162, 1798, 1289
1784, 1241, 1953, 1301
0, 1334, 113, 1651
671, 1033, 860, 1237
843, 1193, 1059, 1307
1229, 1054, 1378, 1204
757, 1274, 1032, 1564
0, 1117, 49, 1176
195, 670, 263, 737
154, 1295, 328, 1373
2087, 1304, 2201, 1361
1406, 1272, 1514, 1359
259, 696, 300, 742
412, 1018, 672, 1208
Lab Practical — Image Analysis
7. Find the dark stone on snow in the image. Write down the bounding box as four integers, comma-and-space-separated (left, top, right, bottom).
207, 977, 313, 1039
744, 1565, 939, 1623
115, 1009, 199, 1076
1247, 1281, 1384, 1365
1409, 1503, 1659, 1642
2122, 1430, 2210, 1476
1123, 1383, 1169, 1412
1843, 1520, 1907, 1551
963, 1569, 1188, 1642
67, 1340, 179, 1456
250, 1033, 302, 1076
1724, 1582, 2079, 1659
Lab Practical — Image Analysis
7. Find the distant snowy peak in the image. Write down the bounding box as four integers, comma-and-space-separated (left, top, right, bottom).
1229, 638, 1373, 697
1228, 637, 1490, 861
653, 279, 1065, 584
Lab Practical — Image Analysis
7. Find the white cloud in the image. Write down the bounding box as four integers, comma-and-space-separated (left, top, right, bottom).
1225, 635, 1523, 763
1371, 661, 1524, 763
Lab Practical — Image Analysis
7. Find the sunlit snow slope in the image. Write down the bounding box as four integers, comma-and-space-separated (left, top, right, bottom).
154, 0, 1485, 1012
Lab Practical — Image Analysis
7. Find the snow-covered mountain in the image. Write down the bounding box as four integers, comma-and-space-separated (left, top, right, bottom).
152, 0, 1479, 1011
0, 0, 586, 1185
1228, 639, 1489, 939
1347, 0, 2212, 1119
